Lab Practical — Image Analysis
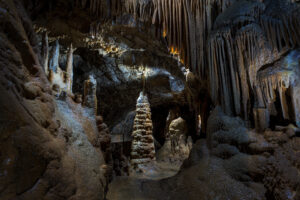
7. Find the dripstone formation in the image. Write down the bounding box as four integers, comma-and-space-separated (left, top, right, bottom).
130, 92, 156, 169
83, 75, 98, 114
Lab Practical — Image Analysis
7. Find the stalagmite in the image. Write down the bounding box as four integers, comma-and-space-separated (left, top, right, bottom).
66, 44, 74, 92
83, 75, 98, 114
130, 91, 156, 169
48, 40, 60, 83
41, 32, 49, 75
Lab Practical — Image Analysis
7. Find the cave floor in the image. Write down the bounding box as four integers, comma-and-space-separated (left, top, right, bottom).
129, 161, 181, 180
107, 160, 182, 200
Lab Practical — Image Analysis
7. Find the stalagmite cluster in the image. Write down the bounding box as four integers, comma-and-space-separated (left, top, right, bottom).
130, 91, 156, 169
42, 34, 74, 93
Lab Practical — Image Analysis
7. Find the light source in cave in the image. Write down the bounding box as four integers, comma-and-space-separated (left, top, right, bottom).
197, 114, 202, 136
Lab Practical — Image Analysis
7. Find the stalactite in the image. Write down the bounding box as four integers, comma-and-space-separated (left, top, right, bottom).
74, 0, 300, 120
257, 49, 300, 122
260, 0, 300, 52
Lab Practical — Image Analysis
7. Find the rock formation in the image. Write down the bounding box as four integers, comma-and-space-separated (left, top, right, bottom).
157, 117, 192, 164
83, 75, 98, 114
130, 92, 156, 169
43, 37, 75, 93
258, 49, 300, 127
66, 43, 74, 92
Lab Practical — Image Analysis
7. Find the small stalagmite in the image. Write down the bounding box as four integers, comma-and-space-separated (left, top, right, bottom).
130, 91, 156, 169
83, 75, 98, 114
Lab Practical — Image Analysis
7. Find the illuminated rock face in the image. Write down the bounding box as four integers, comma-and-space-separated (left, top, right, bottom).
130, 92, 156, 168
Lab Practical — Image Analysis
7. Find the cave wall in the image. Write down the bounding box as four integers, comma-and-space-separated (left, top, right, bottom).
40, 0, 300, 128
0, 1, 106, 199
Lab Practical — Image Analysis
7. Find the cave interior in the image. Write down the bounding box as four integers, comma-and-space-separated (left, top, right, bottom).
0, 0, 300, 199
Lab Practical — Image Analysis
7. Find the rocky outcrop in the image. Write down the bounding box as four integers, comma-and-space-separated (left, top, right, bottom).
130, 92, 156, 169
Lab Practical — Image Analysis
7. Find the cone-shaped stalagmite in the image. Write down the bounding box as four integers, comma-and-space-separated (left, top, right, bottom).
131, 91, 156, 168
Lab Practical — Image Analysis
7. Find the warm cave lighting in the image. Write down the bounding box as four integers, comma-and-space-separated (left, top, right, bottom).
3, 0, 300, 199
197, 114, 202, 134
162, 29, 167, 37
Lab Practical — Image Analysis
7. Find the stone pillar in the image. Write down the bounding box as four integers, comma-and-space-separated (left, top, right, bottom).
83, 75, 97, 114
130, 92, 155, 169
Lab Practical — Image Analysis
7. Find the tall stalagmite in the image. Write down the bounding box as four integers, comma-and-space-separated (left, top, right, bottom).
131, 91, 156, 169
66, 43, 74, 92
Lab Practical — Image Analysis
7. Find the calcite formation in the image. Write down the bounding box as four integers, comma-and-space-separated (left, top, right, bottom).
258, 49, 300, 127
43, 37, 74, 93
130, 92, 156, 168
169, 117, 192, 155
157, 117, 192, 163
83, 75, 98, 114
43, 0, 300, 126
